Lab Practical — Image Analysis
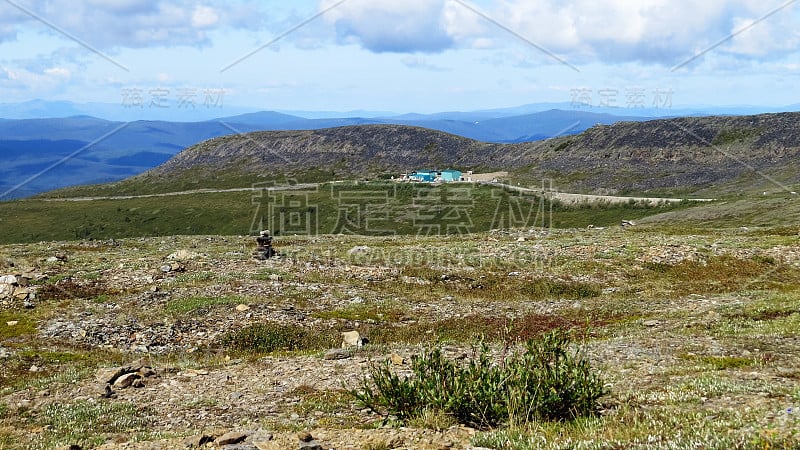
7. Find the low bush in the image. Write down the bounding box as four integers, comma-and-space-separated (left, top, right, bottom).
352, 330, 607, 429
217, 322, 337, 353
37, 278, 111, 301
39, 400, 152, 448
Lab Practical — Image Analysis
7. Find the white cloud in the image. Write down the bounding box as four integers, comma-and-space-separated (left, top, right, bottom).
727, 11, 800, 57
83, 0, 157, 14
314, 0, 799, 66
486, 0, 800, 65
0, 65, 75, 99
401, 56, 450, 72
320, 0, 454, 53
192, 6, 220, 29
442, 0, 489, 43
1, 1, 265, 50
44, 67, 71, 78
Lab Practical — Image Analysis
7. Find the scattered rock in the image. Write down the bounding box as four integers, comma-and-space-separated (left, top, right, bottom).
168, 249, 200, 260
347, 246, 370, 256
96, 367, 127, 385
13, 286, 31, 300
390, 353, 406, 365
643, 320, 661, 327
0, 283, 14, 299
0, 275, 17, 284
182, 434, 214, 448
137, 366, 158, 378
297, 431, 314, 442
100, 384, 116, 399
236, 304, 251, 312
295, 432, 325, 449
621, 220, 636, 227
216, 430, 251, 446
94, 361, 160, 390
113, 372, 141, 388
341, 330, 365, 348
29, 365, 40, 372
248, 430, 273, 444
160, 263, 186, 273
6, 320, 18, 326
517, 237, 526, 242
323, 349, 351, 360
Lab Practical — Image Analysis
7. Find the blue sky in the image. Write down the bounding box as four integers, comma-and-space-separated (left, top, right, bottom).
0, 0, 798, 115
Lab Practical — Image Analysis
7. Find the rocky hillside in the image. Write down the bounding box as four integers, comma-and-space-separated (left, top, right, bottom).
132, 112, 800, 195
523, 112, 800, 193
145, 125, 504, 176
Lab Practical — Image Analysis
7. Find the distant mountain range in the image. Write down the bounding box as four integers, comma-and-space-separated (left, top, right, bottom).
2, 99, 798, 122
1, 99, 798, 199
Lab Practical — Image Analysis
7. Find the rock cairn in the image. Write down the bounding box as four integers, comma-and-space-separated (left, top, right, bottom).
253, 230, 277, 260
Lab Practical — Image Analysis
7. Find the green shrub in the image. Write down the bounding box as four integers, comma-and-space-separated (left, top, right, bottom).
352, 330, 607, 429
712, 127, 763, 145
367, 311, 617, 346
519, 279, 601, 299
39, 400, 152, 448
165, 295, 243, 315
217, 322, 337, 353
0, 312, 37, 338
553, 140, 572, 151
697, 355, 757, 370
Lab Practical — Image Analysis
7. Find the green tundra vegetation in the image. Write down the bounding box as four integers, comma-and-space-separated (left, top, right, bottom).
0, 182, 700, 244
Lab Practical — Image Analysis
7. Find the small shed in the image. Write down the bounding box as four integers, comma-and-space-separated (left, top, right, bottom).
439, 169, 462, 182
410, 170, 437, 182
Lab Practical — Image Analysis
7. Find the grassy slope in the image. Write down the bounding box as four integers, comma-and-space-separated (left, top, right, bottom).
0, 183, 695, 244
640, 193, 800, 228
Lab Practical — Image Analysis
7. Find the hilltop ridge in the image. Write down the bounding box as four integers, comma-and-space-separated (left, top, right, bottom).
104, 111, 800, 197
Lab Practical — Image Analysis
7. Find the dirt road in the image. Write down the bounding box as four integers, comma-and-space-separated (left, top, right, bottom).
39, 181, 714, 205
